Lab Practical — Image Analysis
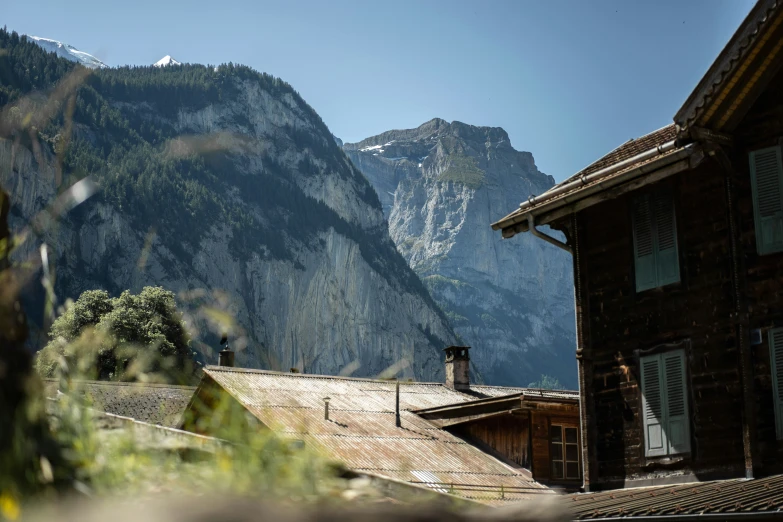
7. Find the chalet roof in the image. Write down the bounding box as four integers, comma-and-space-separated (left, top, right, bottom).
675, 0, 783, 133
492, 0, 783, 239
43, 379, 196, 428
568, 475, 783, 520
198, 366, 558, 505
470, 384, 579, 401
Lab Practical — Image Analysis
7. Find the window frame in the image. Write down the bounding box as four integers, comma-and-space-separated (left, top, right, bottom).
549, 423, 580, 481
637, 344, 692, 459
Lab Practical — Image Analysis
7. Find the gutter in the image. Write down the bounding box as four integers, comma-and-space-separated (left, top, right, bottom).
576, 511, 783, 522
519, 140, 679, 212
492, 140, 699, 233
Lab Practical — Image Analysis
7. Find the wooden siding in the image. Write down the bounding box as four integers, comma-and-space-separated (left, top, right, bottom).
574, 160, 747, 487
564, 64, 783, 489
453, 413, 531, 469
735, 63, 783, 475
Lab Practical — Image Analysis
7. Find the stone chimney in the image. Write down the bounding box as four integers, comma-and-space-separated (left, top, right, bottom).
444, 346, 470, 391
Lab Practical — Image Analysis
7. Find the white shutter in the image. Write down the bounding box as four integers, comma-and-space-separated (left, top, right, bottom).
770, 328, 783, 440
641, 354, 667, 457
662, 350, 690, 454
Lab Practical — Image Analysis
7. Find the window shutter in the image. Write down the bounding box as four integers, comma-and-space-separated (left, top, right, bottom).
662, 350, 690, 454
653, 192, 680, 286
633, 194, 658, 292
750, 147, 783, 255
641, 354, 667, 457
770, 328, 783, 440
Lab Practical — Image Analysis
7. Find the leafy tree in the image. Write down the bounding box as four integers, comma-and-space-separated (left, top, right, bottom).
527, 374, 563, 390
35, 286, 197, 384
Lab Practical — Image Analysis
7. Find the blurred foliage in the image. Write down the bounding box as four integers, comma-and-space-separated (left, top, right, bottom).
35, 287, 198, 384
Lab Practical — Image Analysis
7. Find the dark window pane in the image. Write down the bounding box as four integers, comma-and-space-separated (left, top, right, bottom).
552, 461, 564, 479
565, 427, 578, 444
566, 444, 578, 461
550, 425, 563, 442
551, 443, 563, 461
566, 462, 580, 479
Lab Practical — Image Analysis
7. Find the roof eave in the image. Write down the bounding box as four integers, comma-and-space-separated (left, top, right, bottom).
493, 144, 703, 238
674, 0, 781, 130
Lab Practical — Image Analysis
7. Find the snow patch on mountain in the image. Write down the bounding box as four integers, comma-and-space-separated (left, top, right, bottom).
26, 36, 107, 69
154, 55, 181, 67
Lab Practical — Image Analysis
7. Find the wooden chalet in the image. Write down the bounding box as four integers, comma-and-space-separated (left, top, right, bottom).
415, 387, 581, 489
180, 346, 582, 502
493, 0, 783, 495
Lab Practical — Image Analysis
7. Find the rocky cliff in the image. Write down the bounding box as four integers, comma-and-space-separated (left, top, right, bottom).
344, 119, 576, 387
1, 30, 455, 380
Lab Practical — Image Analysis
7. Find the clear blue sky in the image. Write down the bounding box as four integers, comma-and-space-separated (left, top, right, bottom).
6, 0, 755, 181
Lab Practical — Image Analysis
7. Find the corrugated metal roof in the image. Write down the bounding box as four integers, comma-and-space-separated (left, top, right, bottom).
470, 385, 580, 400
44, 379, 196, 428
569, 475, 783, 519
202, 367, 554, 505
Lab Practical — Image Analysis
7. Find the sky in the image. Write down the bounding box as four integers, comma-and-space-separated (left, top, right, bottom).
5, 0, 756, 182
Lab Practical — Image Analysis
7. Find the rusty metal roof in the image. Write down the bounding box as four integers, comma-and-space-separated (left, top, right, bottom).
202, 367, 555, 505
470, 385, 580, 401
44, 379, 196, 428
569, 475, 783, 519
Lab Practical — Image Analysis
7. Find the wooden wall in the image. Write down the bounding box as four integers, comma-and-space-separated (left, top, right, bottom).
452, 410, 581, 485
454, 414, 531, 468
734, 63, 783, 476
574, 159, 747, 487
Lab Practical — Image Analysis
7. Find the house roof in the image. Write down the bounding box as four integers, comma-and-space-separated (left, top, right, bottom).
568, 475, 783, 520
675, 0, 783, 132
491, 126, 698, 237
198, 366, 557, 505
493, 0, 783, 239
470, 384, 580, 401
43, 379, 196, 428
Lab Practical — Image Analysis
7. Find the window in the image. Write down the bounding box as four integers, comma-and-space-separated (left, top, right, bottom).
640, 349, 690, 457
770, 328, 783, 440
632, 189, 680, 292
550, 425, 579, 480
749, 146, 783, 255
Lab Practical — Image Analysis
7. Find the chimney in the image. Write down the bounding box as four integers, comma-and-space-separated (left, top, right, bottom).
444, 346, 470, 391
218, 334, 235, 367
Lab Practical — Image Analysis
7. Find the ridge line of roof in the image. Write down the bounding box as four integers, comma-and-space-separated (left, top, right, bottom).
42, 378, 196, 390
204, 365, 449, 385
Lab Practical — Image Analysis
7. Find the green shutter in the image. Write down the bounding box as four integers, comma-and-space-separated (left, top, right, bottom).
633, 191, 680, 291
749, 147, 783, 255
770, 328, 783, 440
641, 354, 667, 457
633, 194, 658, 291
662, 351, 690, 454
653, 192, 680, 286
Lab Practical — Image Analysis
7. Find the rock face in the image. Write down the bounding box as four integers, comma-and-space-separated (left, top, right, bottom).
1, 41, 456, 381
344, 119, 576, 387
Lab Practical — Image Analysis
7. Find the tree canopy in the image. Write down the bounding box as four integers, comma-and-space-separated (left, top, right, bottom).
35, 286, 197, 384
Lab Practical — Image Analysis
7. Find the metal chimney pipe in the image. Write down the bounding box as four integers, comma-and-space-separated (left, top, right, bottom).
395, 381, 401, 427
323, 397, 331, 421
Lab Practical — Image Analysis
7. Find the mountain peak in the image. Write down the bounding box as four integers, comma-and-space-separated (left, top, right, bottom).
25, 36, 107, 69
154, 55, 181, 67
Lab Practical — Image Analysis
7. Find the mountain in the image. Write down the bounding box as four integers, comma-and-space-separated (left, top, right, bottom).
0, 29, 455, 380
154, 55, 181, 67
344, 119, 576, 387
25, 36, 108, 69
